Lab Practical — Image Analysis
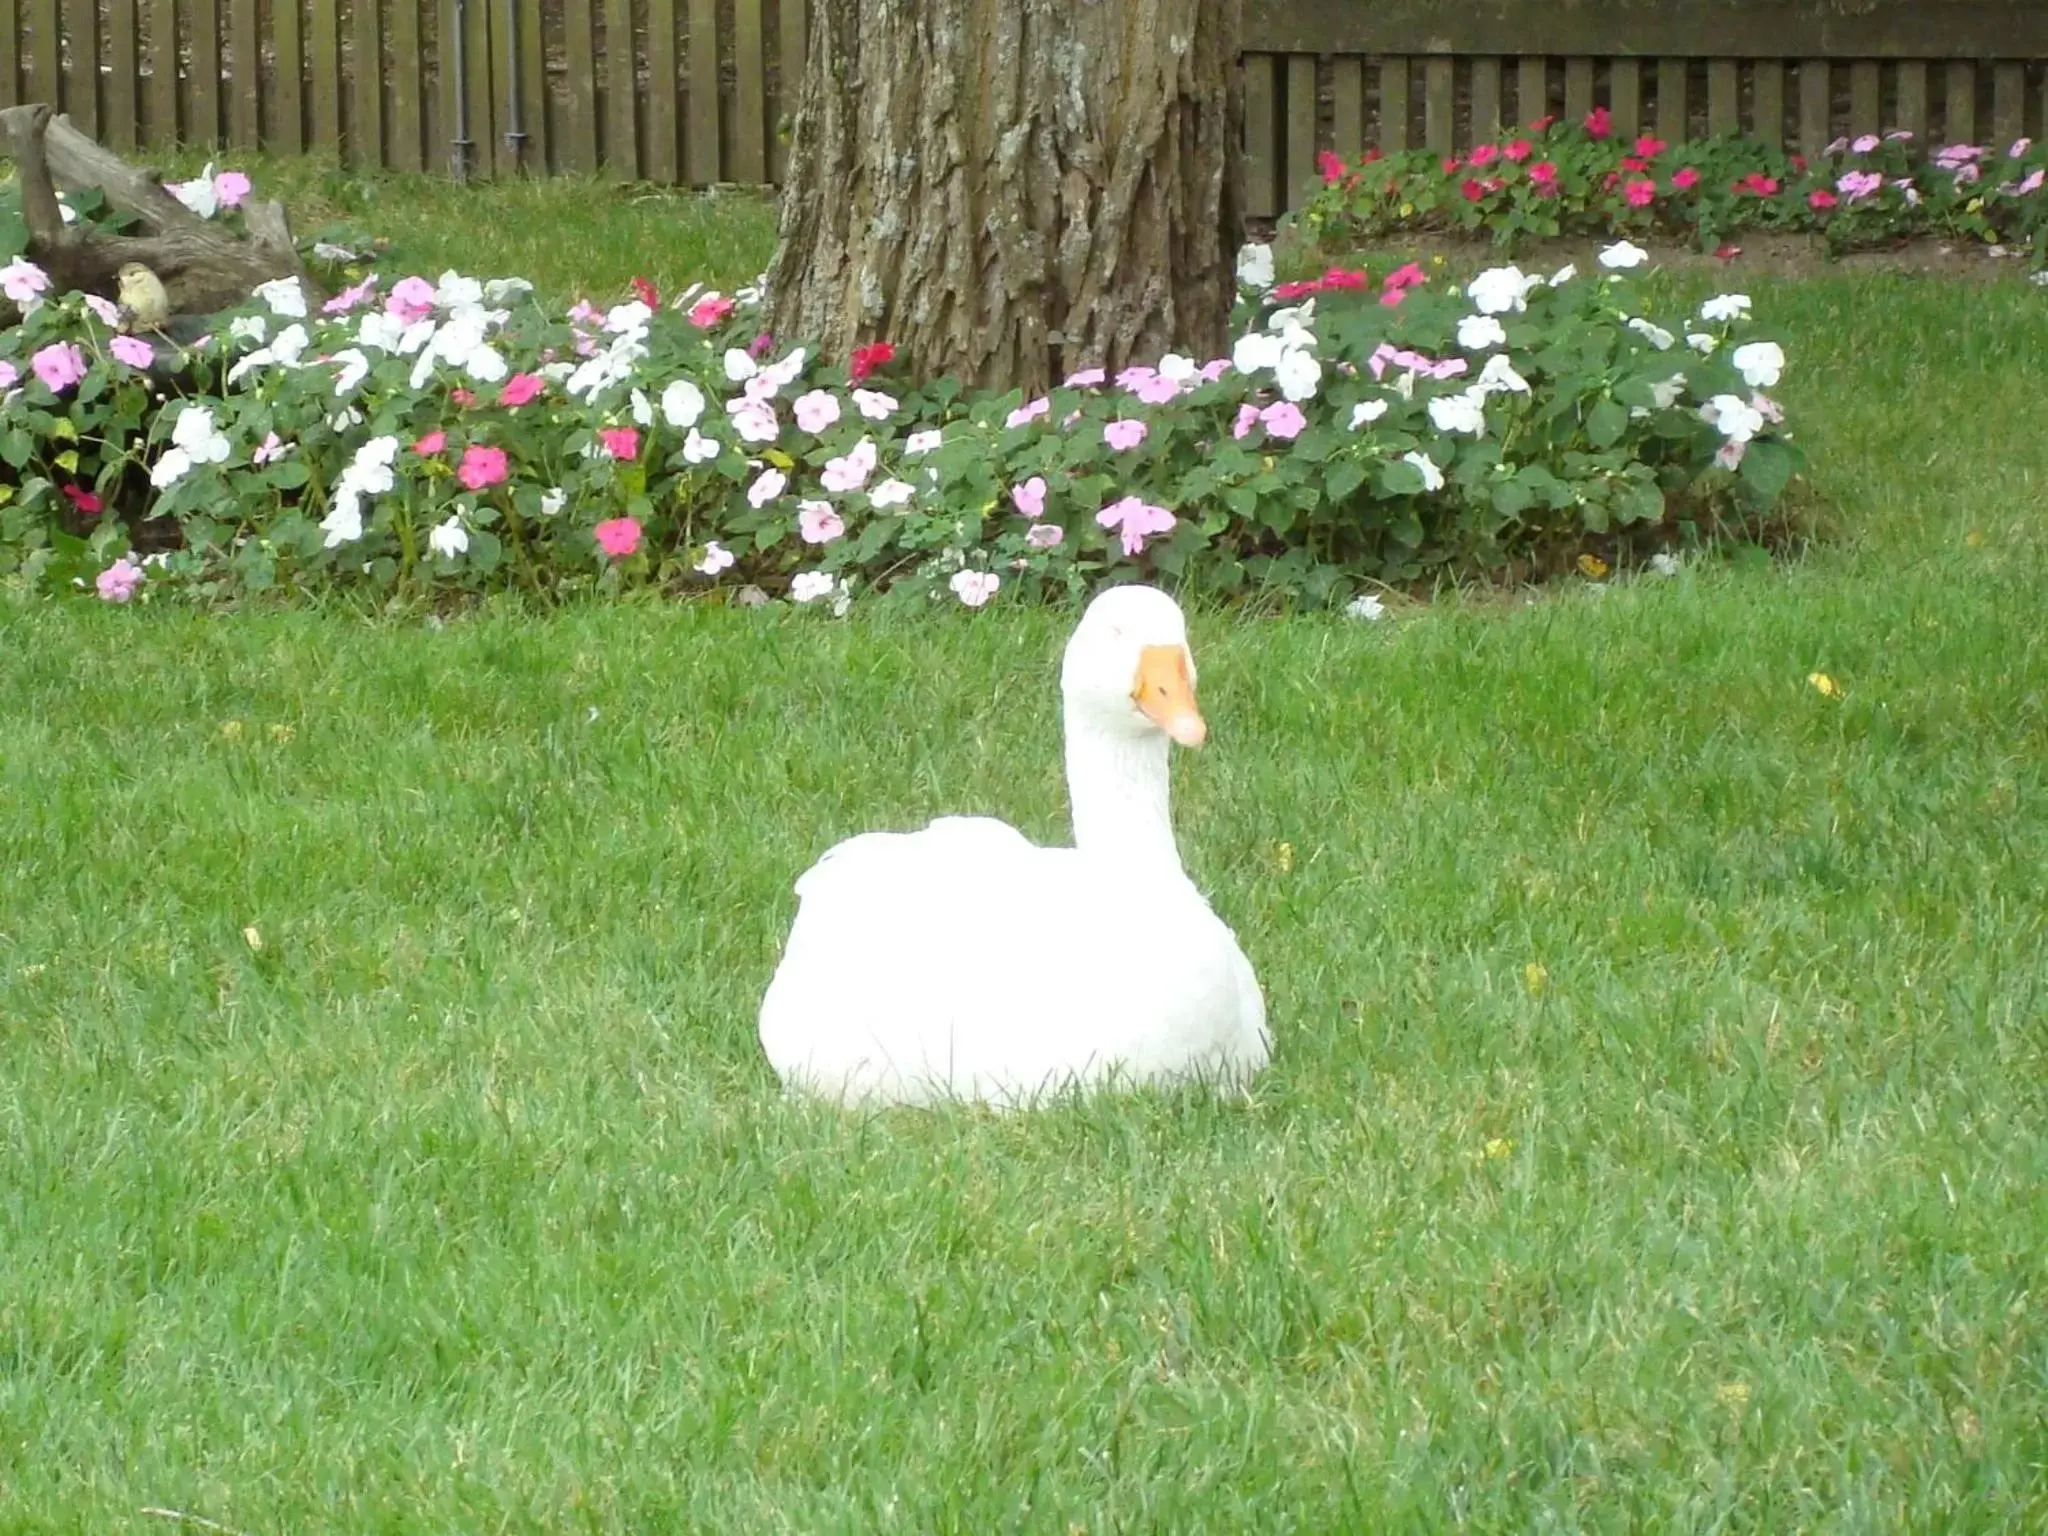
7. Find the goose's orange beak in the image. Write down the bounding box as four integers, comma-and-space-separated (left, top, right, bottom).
1132, 644, 1207, 747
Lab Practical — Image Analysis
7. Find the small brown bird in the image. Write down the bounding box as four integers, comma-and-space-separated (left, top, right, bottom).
115, 261, 171, 334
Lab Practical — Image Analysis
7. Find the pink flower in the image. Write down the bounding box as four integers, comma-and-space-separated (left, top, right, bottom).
1671, 167, 1701, 191
949, 569, 1001, 607
1528, 161, 1560, 193
96, 557, 144, 603
598, 426, 640, 461
793, 388, 841, 432
414, 430, 447, 455
498, 372, 545, 407
458, 443, 509, 488
386, 275, 437, 323
748, 467, 788, 507
2019, 169, 2046, 195
821, 437, 877, 493
1232, 403, 1261, 440
1584, 105, 1611, 140
1132, 373, 1179, 405
1064, 367, 1107, 388
1851, 133, 1881, 154
2011, 137, 2034, 158
594, 517, 643, 558
1383, 262, 1429, 293
1102, 419, 1148, 451
1468, 143, 1499, 168
450, 388, 477, 407
0, 361, 18, 390
1259, 401, 1307, 440
85, 293, 123, 326
109, 335, 154, 369
30, 342, 86, 393
687, 294, 735, 328
213, 169, 253, 206
729, 399, 780, 442
62, 483, 103, 515
1007, 396, 1051, 429
798, 500, 845, 543
252, 431, 286, 464
1634, 135, 1669, 159
1024, 523, 1064, 550
1623, 178, 1658, 208
1808, 188, 1839, 210
1503, 138, 1534, 163
696, 539, 735, 575
322, 274, 378, 314
1837, 169, 1883, 201
1097, 495, 1175, 556
1199, 358, 1231, 383
1317, 148, 1347, 185
1010, 476, 1047, 517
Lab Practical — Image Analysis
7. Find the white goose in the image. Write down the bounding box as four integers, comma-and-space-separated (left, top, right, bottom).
757, 584, 1269, 1107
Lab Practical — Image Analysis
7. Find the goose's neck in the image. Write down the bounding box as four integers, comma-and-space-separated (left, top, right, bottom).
1064, 708, 1184, 871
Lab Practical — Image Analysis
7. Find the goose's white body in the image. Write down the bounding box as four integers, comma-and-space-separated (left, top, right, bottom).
758, 586, 1269, 1108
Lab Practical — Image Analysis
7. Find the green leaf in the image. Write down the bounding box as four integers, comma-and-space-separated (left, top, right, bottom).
1613, 479, 1666, 526
1738, 439, 1795, 504
1, 430, 31, 470
267, 460, 311, 489
1491, 477, 1535, 517
1326, 459, 1367, 503
1224, 484, 1259, 521
1586, 397, 1629, 449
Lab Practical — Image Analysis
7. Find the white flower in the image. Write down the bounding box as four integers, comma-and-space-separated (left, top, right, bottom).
312, 241, 360, 263
660, 378, 706, 429
435, 272, 484, 310
1274, 347, 1322, 403
1701, 393, 1765, 444
949, 570, 1001, 608
683, 428, 720, 464
539, 487, 567, 517
1427, 393, 1487, 436
1649, 551, 1681, 577
228, 313, 268, 344
1457, 314, 1507, 351
170, 169, 219, 218
1466, 265, 1540, 315
320, 496, 364, 546
1699, 293, 1752, 322
149, 447, 193, 489
330, 348, 371, 395
1547, 263, 1578, 286
790, 571, 838, 604
1400, 451, 1445, 492
1345, 593, 1386, 621
254, 277, 307, 318
271, 324, 308, 367
1687, 332, 1718, 355
604, 300, 652, 334
903, 429, 943, 455
1731, 340, 1785, 388
1649, 373, 1687, 410
1598, 240, 1650, 270
1236, 242, 1275, 291
1269, 300, 1316, 332
729, 399, 779, 443
1349, 399, 1389, 429
1158, 353, 1198, 383
850, 388, 897, 421
464, 344, 507, 384
759, 347, 807, 392
1627, 317, 1676, 350
723, 347, 757, 382
429, 516, 469, 558
870, 478, 915, 508
1471, 354, 1530, 396
1232, 330, 1285, 374
356, 310, 405, 352
630, 388, 653, 426
0, 256, 50, 309
748, 467, 788, 507
483, 278, 533, 304
696, 540, 736, 575
170, 404, 228, 459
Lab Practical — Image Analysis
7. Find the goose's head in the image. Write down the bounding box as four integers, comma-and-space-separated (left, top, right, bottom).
1060, 584, 1207, 749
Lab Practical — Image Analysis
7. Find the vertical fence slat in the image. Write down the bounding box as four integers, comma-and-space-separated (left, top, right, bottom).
733, 0, 766, 182
435, 0, 458, 171
28, 0, 57, 111
563, 0, 597, 172
1708, 58, 1739, 135
310, 0, 340, 156
188, 0, 220, 145
1751, 60, 1784, 147
487, 0, 515, 174
389, 0, 421, 170
1330, 54, 1363, 160
229, 0, 258, 147
1516, 55, 1545, 126
1656, 57, 1686, 143
1993, 62, 2025, 149
1849, 59, 1880, 136
352, 0, 382, 166
1945, 61, 1976, 145
0, 0, 16, 108
105, 0, 137, 146
1285, 52, 1316, 206
65, 0, 98, 134
1379, 56, 1409, 151
772, 0, 803, 181
462, 0, 493, 175
1610, 58, 1641, 139
1798, 59, 1830, 153
605, 0, 635, 175
686, 0, 719, 181
1563, 56, 1593, 125
647, 0, 677, 181
1894, 60, 1927, 142
1424, 55, 1453, 153
1470, 56, 1500, 143
142, 0, 173, 142
516, 0, 546, 170
1244, 52, 1277, 216
271, 0, 302, 152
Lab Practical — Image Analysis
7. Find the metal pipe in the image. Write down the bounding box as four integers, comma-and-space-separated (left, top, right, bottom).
504, 0, 528, 165
451, 0, 475, 181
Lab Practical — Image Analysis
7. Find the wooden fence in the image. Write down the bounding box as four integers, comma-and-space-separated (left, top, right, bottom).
2, 0, 2046, 218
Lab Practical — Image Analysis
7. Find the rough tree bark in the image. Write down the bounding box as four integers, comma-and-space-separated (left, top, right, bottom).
1, 104, 309, 322
765, 0, 1244, 397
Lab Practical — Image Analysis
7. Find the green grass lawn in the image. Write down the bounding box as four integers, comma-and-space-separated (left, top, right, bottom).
3, 173, 2047, 1528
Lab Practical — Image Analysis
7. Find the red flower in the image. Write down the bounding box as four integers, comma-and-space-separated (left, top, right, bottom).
1531, 114, 1557, 133
1461, 177, 1486, 202
1382, 261, 1428, 292
1362, 147, 1382, 164
1320, 266, 1370, 290
450, 388, 477, 407
1272, 279, 1319, 301
1790, 154, 1808, 172
1714, 244, 1743, 260
1468, 143, 1499, 168
1585, 105, 1612, 139
849, 340, 895, 382
1622, 155, 1651, 173
1317, 149, 1347, 185
1808, 188, 1839, 210
413, 430, 447, 456
1633, 135, 1668, 159
1503, 138, 1534, 163
631, 275, 658, 310
61, 483, 103, 516
1441, 157, 1462, 176
1733, 173, 1780, 196
1624, 178, 1658, 208
1529, 161, 1561, 194
1671, 167, 1701, 191
687, 294, 735, 328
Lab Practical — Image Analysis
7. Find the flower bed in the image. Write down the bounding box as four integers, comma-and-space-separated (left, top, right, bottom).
1, 177, 1800, 611
1298, 110, 2048, 265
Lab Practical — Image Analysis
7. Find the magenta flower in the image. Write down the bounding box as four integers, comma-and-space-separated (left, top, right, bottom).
109, 335, 154, 369
96, 557, 145, 603
1010, 476, 1047, 517
30, 342, 86, 394
458, 443, 509, 489
1259, 401, 1307, 440
386, 275, 437, 323
598, 426, 640, 461
1097, 495, 1175, 556
1232, 403, 1260, 441
213, 169, 253, 206
1102, 419, 1148, 451
798, 500, 845, 544
414, 430, 447, 456
687, 294, 735, 328
593, 517, 643, 558
498, 372, 545, 407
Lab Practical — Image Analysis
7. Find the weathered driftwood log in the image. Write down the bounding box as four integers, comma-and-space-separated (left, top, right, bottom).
2, 103, 311, 322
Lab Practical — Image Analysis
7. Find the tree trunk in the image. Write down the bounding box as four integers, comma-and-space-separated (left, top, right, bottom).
765, 0, 1244, 397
